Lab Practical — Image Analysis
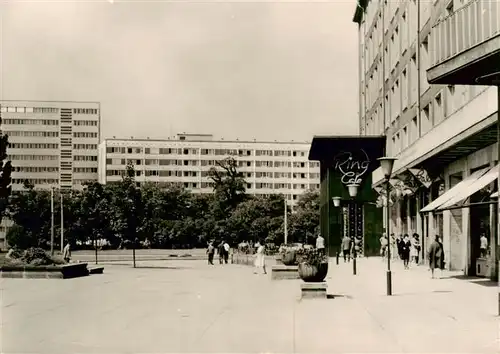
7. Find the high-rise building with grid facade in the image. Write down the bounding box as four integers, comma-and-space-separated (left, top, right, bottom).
354, 0, 499, 278
98, 134, 320, 205
0, 100, 100, 248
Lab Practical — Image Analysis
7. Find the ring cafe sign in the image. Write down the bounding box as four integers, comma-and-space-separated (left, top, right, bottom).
333, 149, 370, 186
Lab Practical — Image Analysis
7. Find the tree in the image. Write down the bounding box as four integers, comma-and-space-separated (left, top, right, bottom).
208, 157, 247, 216
288, 190, 320, 245
226, 194, 285, 244
109, 162, 143, 246
0, 115, 12, 223
7, 181, 52, 249
78, 182, 114, 247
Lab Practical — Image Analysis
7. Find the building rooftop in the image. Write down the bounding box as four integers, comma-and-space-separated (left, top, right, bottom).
103, 136, 312, 145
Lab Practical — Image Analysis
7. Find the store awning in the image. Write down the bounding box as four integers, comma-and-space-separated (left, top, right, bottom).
435, 165, 499, 211
420, 167, 489, 213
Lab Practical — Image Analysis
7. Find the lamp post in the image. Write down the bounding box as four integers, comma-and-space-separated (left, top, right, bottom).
60, 192, 64, 253
332, 183, 360, 275
332, 197, 341, 264
50, 187, 55, 256
284, 197, 288, 245
348, 184, 359, 275
378, 156, 397, 296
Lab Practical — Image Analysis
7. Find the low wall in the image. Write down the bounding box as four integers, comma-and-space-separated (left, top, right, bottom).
232, 253, 255, 266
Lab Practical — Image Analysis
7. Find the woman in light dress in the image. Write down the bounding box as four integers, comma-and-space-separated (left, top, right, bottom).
411, 233, 421, 264
253, 240, 267, 275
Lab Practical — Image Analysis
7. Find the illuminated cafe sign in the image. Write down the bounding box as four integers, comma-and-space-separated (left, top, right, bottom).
333, 149, 370, 186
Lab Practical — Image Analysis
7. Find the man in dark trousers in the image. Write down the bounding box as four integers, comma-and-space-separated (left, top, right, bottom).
217, 241, 225, 264
206, 241, 215, 265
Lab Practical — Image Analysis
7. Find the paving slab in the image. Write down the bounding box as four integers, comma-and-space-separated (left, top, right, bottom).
2, 258, 498, 353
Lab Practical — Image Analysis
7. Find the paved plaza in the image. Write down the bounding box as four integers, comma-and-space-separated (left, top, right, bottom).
1, 256, 499, 353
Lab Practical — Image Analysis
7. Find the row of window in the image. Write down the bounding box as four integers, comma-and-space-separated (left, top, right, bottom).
12, 166, 59, 173
12, 178, 59, 185
74, 155, 98, 161
106, 158, 318, 169
74, 167, 98, 173
73, 108, 98, 115
106, 146, 310, 158
0, 107, 58, 114
74, 144, 98, 150
73, 132, 98, 138
2, 119, 59, 125
105, 176, 319, 191
5, 131, 59, 137
9, 143, 58, 149
11, 167, 97, 173
74, 120, 98, 126
8, 155, 58, 161
105, 168, 319, 180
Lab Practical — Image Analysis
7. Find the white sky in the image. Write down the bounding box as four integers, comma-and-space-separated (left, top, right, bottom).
0, 0, 360, 142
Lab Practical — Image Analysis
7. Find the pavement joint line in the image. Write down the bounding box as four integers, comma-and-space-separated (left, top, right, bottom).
197, 306, 229, 343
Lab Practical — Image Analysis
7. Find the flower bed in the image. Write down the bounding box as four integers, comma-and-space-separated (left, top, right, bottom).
0, 247, 89, 279
0, 262, 89, 279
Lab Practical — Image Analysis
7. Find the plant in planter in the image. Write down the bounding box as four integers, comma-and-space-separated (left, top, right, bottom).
279, 244, 301, 266
296, 247, 328, 282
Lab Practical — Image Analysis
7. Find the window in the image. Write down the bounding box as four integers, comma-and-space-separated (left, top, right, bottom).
421, 104, 432, 135
434, 92, 444, 125
401, 68, 408, 110
410, 116, 418, 143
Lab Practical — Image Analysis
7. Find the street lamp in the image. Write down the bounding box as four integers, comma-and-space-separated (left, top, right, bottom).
377, 156, 397, 296
347, 183, 359, 198
332, 196, 341, 208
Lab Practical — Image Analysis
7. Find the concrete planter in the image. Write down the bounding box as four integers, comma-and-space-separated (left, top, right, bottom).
271, 265, 299, 280
0, 262, 90, 279
298, 262, 328, 282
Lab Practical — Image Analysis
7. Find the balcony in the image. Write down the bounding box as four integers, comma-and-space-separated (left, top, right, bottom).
427, 0, 500, 85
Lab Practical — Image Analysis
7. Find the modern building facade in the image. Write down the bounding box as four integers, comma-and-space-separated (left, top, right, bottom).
0, 100, 101, 248
354, 0, 499, 279
98, 134, 320, 205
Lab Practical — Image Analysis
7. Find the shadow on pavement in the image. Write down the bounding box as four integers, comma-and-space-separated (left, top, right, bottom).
326, 294, 353, 299
135, 266, 191, 270
391, 290, 453, 297
445, 275, 497, 287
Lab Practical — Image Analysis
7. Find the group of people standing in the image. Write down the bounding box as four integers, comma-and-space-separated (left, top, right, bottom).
380, 232, 445, 278
206, 240, 230, 265
380, 233, 421, 268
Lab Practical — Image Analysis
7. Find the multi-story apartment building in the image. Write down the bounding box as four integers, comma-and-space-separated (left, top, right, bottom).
0, 100, 101, 248
354, 0, 499, 279
98, 134, 320, 204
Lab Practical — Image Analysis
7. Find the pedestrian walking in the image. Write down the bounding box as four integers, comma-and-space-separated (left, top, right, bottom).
400, 234, 411, 269
411, 233, 421, 264
217, 241, 225, 264
206, 242, 215, 265
479, 233, 488, 258
63, 242, 71, 263
428, 235, 445, 279
342, 235, 351, 262
223, 241, 230, 264
253, 240, 267, 274
396, 234, 403, 260
379, 233, 388, 260
316, 234, 325, 255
